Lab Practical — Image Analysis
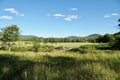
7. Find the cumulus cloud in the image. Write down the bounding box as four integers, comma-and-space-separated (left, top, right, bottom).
70, 8, 78, 11
4, 8, 24, 16
111, 13, 119, 16
0, 16, 13, 20
104, 13, 119, 18
53, 14, 65, 17
64, 15, 78, 21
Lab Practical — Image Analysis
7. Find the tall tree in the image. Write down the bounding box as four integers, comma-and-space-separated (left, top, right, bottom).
1, 25, 20, 51
103, 34, 114, 43
111, 18, 120, 49
118, 18, 120, 28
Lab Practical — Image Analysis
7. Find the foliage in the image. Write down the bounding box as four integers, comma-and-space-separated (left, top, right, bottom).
55, 46, 65, 50
111, 37, 120, 50
70, 45, 97, 53
11, 47, 30, 52
1, 25, 20, 42
110, 19, 120, 50
103, 34, 115, 43
0, 45, 8, 50
19, 35, 100, 43
30, 43, 55, 52
39, 45, 55, 52
32, 42, 41, 52
96, 34, 114, 43
1, 25, 20, 51
118, 18, 120, 28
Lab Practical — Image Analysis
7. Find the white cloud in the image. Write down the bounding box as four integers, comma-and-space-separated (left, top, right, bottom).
64, 15, 78, 21
104, 15, 111, 18
111, 13, 119, 16
53, 14, 65, 17
4, 8, 18, 15
0, 16, 13, 20
71, 8, 78, 11
64, 17, 72, 21
104, 13, 119, 18
4, 8, 24, 16
45, 13, 79, 21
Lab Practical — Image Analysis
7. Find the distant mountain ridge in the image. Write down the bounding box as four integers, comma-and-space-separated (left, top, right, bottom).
85, 34, 102, 38
66, 34, 102, 39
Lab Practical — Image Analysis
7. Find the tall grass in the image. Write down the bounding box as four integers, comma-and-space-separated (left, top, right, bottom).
0, 50, 120, 80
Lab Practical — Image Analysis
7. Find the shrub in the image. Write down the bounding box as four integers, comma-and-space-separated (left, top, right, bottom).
11, 47, 30, 52
40, 45, 55, 52
70, 45, 96, 53
0, 45, 8, 50
12, 43, 16, 45
95, 43, 111, 50
55, 46, 64, 50
30, 44, 55, 52
25, 41, 31, 44
110, 37, 120, 50
31, 43, 41, 52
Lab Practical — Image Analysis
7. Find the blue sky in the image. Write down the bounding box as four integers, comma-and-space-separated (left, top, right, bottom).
0, 0, 120, 37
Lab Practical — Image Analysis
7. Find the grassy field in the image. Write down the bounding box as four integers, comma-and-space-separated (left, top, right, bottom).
0, 43, 120, 80
13, 41, 98, 48
44, 42, 98, 48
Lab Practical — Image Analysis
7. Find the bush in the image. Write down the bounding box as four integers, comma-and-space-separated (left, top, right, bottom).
70, 45, 97, 53
95, 43, 111, 50
11, 47, 30, 52
12, 43, 16, 45
110, 37, 120, 50
30, 44, 55, 52
31, 43, 41, 52
25, 41, 31, 44
0, 45, 8, 50
40, 45, 55, 52
55, 46, 64, 50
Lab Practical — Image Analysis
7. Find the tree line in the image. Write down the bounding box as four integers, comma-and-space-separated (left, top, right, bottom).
0, 18, 120, 51
21, 37, 98, 43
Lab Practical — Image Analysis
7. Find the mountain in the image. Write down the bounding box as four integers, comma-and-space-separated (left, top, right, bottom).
20, 35, 40, 41
85, 34, 102, 38
66, 34, 102, 39
66, 36, 82, 38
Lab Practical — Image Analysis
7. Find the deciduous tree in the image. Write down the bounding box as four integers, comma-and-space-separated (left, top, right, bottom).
1, 25, 20, 51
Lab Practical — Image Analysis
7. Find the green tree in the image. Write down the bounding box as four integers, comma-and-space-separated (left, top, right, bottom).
1, 25, 20, 51
103, 34, 114, 43
110, 18, 120, 49
118, 18, 120, 28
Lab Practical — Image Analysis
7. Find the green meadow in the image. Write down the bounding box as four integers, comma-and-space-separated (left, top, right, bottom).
0, 42, 120, 80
